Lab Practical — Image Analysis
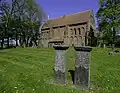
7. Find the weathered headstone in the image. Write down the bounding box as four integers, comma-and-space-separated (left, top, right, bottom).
53, 45, 69, 84
74, 46, 92, 89
112, 44, 115, 50
103, 44, 106, 48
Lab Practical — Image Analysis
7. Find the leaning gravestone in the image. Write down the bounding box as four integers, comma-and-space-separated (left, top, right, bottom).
53, 45, 69, 84
74, 46, 92, 89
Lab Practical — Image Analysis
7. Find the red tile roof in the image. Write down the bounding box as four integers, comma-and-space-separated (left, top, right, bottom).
43, 10, 93, 28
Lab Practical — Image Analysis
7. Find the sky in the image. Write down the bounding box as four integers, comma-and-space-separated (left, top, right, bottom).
36, 0, 100, 24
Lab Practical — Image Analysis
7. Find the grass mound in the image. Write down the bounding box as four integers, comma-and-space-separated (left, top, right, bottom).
0, 48, 120, 93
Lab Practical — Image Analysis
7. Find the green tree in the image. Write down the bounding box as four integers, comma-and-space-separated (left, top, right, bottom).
0, 0, 47, 48
96, 0, 120, 48
14, 0, 47, 47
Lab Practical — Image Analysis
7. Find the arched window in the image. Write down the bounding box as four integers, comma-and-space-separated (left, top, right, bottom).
78, 28, 81, 35
62, 27, 65, 36
74, 28, 77, 35
82, 27, 85, 33
82, 27, 85, 30
70, 36, 73, 46
70, 29, 73, 35
64, 30, 66, 35
52, 30, 54, 37
50, 31, 52, 39
74, 36, 78, 45
67, 36, 69, 44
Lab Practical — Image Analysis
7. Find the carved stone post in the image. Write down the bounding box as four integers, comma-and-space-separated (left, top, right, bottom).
53, 45, 69, 84
74, 46, 92, 88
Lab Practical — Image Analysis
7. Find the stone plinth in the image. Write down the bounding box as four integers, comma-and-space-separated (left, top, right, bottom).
74, 46, 92, 88
53, 45, 69, 84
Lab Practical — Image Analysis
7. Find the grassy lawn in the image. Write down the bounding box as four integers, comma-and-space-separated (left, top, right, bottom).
0, 48, 120, 93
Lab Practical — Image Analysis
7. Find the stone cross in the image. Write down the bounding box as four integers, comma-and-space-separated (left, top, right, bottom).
74, 46, 92, 89
53, 45, 69, 84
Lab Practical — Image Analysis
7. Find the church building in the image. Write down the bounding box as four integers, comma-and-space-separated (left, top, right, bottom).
40, 10, 97, 47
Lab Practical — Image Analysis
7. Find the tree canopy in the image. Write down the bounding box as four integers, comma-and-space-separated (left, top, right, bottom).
96, 0, 120, 46
0, 0, 47, 48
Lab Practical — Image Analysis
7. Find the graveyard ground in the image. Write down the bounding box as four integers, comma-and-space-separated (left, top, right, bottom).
0, 48, 120, 93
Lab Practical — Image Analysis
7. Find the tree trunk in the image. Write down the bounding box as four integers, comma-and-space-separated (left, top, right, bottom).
28, 38, 32, 47
113, 27, 116, 44
16, 33, 18, 47
29, 39, 33, 47
34, 40, 38, 47
19, 34, 23, 47
7, 36, 9, 48
1, 38, 4, 48
26, 36, 30, 47
20, 35, 26, 48
24, 37, 26, 48
20, 32, 26, 48
112, 27, 116, 50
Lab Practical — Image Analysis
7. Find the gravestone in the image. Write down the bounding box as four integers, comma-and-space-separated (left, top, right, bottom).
74, 46, 92, 89
53, 45, 69, 84
112, 44, 115, 50
103, 44, 106, 48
